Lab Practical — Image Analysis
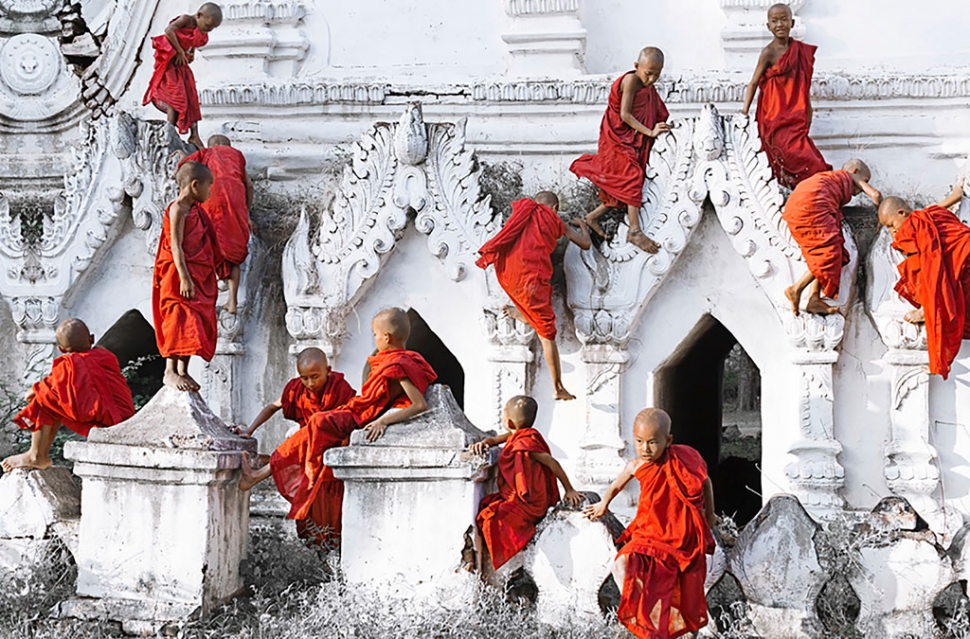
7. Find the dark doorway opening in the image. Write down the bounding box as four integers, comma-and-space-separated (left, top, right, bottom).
653, 315, 762, 526
96, 310, 163, 411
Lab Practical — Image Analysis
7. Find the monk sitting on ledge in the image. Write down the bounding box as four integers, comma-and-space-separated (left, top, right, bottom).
2, 319, 135, 472
783, 159, 882, 316
239, 308, 437, 527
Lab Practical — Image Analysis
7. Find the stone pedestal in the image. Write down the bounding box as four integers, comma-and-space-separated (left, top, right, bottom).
325, 385, 491, 592
59, 387, 256, 635
0, 467, 80, 575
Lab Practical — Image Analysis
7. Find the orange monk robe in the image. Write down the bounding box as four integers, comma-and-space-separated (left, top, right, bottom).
756, 40, 831, 189
570, 71, 669, 208
892, 205, 970, 379
152, 203, 220, 361
476, 427, 560, 570
782, 169, 854, 299
181, 147, 250, 279
14, 348, 136, 437
476, 199, 566, 340
270, 349, 437, 521
143, 20, 208, 135
616, 445, 715, 639
278, 374, 356, 547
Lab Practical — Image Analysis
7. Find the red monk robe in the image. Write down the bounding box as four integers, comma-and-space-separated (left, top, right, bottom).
892, 205, 970, 379
617, 445, 715, 639
570, 71, 669, 208
181, 147, 250, 279
279, 374, 356, 547
270, 349, 436, 520
476, 427, 560, 570
143, 20, 208, 134
756, 40, 831, 189
783, 169, 855, 299
152, 203, 220, 361
15, 348, 135, 437
476, 199, 566, 340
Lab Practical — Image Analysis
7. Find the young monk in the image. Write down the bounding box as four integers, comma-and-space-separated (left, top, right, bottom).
238, 308, 437, 525
153, 160, 220, 391
233, 347, 355, 547
1, 319, 135, 472
585, 408, 716, 639
178, 135, 254, 314
143, 3, 223, 148
741, 3, 830, 189
878, 195, 970, 379
570, 47, 671, 253
783, 159, 882, 315
470, 395, 583, 571
476, 192, 591, 401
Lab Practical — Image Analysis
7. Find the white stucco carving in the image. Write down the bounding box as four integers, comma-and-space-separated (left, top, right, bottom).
502, 0, 586, 77
202, 1, 310, 79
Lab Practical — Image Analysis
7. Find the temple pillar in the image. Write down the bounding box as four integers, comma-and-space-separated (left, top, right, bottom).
482, 308, 534, 428
576, 343, 628, 496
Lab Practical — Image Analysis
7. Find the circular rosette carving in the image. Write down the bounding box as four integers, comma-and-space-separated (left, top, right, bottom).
0, 34, 60, 96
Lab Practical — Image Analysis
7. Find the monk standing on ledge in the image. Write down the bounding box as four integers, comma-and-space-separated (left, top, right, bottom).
879, 195, 970, 379
783, 159, 881, 316
741, 3, 830, 189
570, 47, 670, 253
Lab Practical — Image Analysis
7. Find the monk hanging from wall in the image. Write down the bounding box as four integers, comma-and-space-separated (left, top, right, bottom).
143, 3, 223, 149
1, 318, 135, 472
741, 3, 830, 188
879, 192, 970, 379
238, 308, 437, 525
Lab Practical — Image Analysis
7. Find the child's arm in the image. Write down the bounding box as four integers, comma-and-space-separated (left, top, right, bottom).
363, 378, 428, 442
564, 218, 592, 251
702, 477, 718, 529
469, 431, 511, 456
169, 202, 195, 299
164, 15, 196, 67
937, 178, 965, 210
620, 75, 671, 139
230, 398, 283, 438
741, 49, 771, 115
245, 173, 258, 236
583, 459, 638, 521
530, 452, 584, 507
854, 177, 883, 207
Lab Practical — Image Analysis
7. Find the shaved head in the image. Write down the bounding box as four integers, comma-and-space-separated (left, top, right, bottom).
535, 191, 559, 210
56, 318, 93, 353
634, 408, 671, 438
175, 160, 213, 189
296, 347, 328, 372
878, 196, 912, 228
638, 47, 665, 66
842, 158, 872, 183
207, 134, 231, 147
373, 307, 411, 344
198, 2, 222, 19
505, 395, 538, 430
767, 3, 793, 18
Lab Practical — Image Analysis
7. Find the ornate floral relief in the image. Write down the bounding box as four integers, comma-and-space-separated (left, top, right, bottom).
866, 228, 927, 350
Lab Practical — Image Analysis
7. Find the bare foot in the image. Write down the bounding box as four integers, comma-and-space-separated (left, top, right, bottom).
163, 368, 183, 389
1, 451, 52, 472
239, 453, 257, 492
904, 308, 925, 324
805, 296, 841, 316
222, 301, 238, 315
176, 373, 200, 392
554, 387, 576, 401
586, 215, 609, 239
502, 304, 527, 324
187, 135, 205, 150
627, 229, 660, 253
784, 286, 801, 316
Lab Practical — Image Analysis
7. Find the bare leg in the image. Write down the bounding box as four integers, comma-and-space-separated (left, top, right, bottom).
784, 270, 815, 316
473, 526, 486, 577
585, 204, 610, 239
904, 307, 925, 324
540, 336, 575, 401
804, 281, 840, 316
187, 124, 204, 150
239, 452, 272, 491
611, 554, 628, 594
163, 357, 183, 389
502, 304, 527, 325
224, 264, 240, 314
625, 204, 660, 253
1, 423, 58, 472
165, 106, 178, 126
175, 356, 200, 392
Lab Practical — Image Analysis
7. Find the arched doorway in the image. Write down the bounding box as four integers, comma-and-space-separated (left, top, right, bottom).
96, 309, 163, 410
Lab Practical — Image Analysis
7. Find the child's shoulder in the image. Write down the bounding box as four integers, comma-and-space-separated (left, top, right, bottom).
669, 444, 708, 474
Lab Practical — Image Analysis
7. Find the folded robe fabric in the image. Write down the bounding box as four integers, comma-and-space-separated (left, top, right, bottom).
570, 71, 669, 208
152, 202, 220, 361
782, 169, 855, 299
616, 445, 715, 639
181, 146, 250, 277
143, 20, 208, 134
278, 373, 356, 547
270, 349, 436, 520
756, 39, 831, 189
476, 427, 560, 570
892, 205, 970, 379
476, 198, 566, 340
15, 348, 135, 437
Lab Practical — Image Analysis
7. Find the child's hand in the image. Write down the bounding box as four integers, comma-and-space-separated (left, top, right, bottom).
648, 122, 671, 138
229, 424, 254, 438
248, 219, 259, 238
562, 489, 585, 508
23, 388, 35, 403
569, 217, 588, 228
583, 501, 608, 521
363, 418, 387, 442
174, 50, 188, 66
179, 276, 195, 299
186, 48, 195, 63
469, 438, 492, 456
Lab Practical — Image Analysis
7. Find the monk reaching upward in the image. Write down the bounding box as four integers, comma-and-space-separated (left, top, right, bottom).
1, 319, 135, 472
238, 308, 437, 525
476, 192, 591, 400
741, 3, 830, 188
570, 47, 671, 253
585, 409, 717, 639
153, 161, 221, 391
783, 159, 882, 316
879, 196, 970, 379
